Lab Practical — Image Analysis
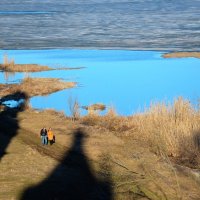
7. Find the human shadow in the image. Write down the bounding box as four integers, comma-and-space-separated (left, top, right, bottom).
0, 91, 28, 160
20, 129, 113, 200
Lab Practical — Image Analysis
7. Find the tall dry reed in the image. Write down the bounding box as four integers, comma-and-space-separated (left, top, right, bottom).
81, 97, 200, 167
135, 98, 199, 159
2, 54, 15, 70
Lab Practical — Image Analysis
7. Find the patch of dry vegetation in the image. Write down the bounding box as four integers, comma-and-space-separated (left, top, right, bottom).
82, 103, 106, 115
0, 54, 83, 73
0, 77, 76, 97
81, 98, 200, 168
0, 54, 52, 72
82, 103, 106, 111
0, 63, 52, 72
163, 52, 200, 59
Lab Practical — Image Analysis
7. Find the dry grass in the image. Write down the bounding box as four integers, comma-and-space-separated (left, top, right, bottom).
81, 97, 200, 168
0, 63, 52, 72
163, 52, 200, 59
0, 77, 76, 98
0, 54, 52, 72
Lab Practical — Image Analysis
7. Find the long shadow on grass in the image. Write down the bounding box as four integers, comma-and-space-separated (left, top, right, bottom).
20, 128, 113, 200
0, 91, 28, 161
194, 131, 200, 151
175, 131, 200, 168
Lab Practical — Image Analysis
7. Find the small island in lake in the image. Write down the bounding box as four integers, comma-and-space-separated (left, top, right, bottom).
163, 51, 200, 59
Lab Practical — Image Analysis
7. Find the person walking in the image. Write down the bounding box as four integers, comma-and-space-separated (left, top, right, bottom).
47, 127, 54, 145
40, 127, 47, 145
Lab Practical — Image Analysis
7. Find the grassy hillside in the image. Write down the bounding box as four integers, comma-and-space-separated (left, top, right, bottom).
0, 97, 200, 200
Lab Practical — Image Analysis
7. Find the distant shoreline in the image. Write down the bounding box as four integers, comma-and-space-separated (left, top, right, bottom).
163, 52, 200, 59
1, 48, 200, 52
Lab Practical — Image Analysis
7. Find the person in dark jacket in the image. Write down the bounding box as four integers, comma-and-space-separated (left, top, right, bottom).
40, 127, 47, 145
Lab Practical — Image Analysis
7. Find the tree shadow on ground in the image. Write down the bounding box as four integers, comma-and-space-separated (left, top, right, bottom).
175, 130, 200, 168
193, 131, 200, 151
20, 129, 113, 200
0, 91, 28, 160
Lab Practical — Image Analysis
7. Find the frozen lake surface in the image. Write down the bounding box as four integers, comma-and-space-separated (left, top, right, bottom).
0, 0, 200, 50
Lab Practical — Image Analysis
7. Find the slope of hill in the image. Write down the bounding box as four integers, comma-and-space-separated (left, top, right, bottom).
0, 105, 200, 200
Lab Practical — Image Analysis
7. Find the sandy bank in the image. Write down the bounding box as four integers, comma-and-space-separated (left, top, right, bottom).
163, 52, 200, 59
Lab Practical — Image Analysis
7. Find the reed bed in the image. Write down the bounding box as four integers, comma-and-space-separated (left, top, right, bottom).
0, 54, 52, 72
81, 97, 200, 167
0, 77, 76, 98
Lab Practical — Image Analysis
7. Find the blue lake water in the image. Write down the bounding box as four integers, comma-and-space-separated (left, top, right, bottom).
0, 50, 200, 115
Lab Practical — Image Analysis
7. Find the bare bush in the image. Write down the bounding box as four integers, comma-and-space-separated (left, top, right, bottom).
68, 96, 80, 121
